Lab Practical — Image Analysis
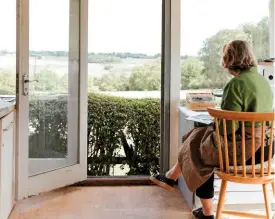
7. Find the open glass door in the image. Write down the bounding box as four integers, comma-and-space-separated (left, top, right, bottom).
16, 0, 88, 199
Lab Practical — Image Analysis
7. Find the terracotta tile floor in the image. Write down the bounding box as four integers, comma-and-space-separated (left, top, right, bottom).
9, 186, 271, 219
9, 186, 193, 219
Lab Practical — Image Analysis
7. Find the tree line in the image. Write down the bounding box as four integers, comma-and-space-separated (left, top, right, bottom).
30, 51, 161, 63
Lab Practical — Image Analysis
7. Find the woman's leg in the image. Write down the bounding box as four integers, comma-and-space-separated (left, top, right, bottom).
246, 141, 274, 165
166, 161, 182, 180
195, 174, 215, 216
151, 162, 215, 218
150, 162, 182, 191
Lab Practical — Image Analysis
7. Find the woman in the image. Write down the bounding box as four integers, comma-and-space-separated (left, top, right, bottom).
151, 40, 274, 219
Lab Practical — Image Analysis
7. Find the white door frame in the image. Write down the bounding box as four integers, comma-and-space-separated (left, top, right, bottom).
15, 0, 88, 200
160, 0, 181, 173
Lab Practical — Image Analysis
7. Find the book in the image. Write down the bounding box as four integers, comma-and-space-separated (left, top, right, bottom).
186, 92, 216, 111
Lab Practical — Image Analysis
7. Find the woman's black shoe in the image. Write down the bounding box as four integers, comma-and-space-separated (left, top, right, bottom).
192, 207, 214, 219
150, 174, 176, 191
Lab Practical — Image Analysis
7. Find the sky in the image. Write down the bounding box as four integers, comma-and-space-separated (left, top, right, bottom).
0, 0, 270, 55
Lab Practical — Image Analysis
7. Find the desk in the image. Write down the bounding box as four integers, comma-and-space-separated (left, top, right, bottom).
178, 106, 275, 210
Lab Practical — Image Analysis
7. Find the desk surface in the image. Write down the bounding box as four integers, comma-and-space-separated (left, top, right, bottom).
179, 106, 209, 117
179, 107, 214, 125
0, 102, 15, 119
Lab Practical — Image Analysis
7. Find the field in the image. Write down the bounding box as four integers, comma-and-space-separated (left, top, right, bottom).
0, 54, 151, 78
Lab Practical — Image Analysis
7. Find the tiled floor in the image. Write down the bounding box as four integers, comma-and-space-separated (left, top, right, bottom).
9, 186, 271, 219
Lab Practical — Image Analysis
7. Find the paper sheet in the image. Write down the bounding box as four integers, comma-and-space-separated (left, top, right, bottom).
186, 114, 213, 125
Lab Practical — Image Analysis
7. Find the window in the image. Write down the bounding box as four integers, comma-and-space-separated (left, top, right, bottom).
181, 0, 270, 106
88, 0, 162, 176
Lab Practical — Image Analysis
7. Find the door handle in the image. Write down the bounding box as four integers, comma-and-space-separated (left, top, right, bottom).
23, 74, 38, 96
24, 79, 38, 83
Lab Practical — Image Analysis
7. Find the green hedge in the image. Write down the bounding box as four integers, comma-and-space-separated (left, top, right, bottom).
29, 95, 68, 158
29, 93, 160, 176
88, 94, 160, 176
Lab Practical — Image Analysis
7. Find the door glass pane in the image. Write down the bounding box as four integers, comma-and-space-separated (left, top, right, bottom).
28, 0, 79, 176
0, 0, 16, 97
88, 0, 162, 176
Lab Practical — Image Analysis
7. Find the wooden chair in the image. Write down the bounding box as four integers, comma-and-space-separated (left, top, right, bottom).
207, 108, 275, 219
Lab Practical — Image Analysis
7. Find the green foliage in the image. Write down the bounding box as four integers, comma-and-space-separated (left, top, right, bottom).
0, 69, 16, 95
28, 51, 163, 63
59, 74, 69, 91
199, 29, 250, 88
241, 17, 269, 61
129, 59, 161, 91
31, 69, 98, 93
30, 68, 98, 93
29, 95, 68, 158
88, 93, 160, 176
198, 17, 269, 89
87, 75, 99, 92
33, 68, 61, 91
93, 73, 130, 91
93, 59, 162, 92
29, 50, 68, 57
180, 57, 205, 89
27, 51, 161, 63
28, 93, 160, 175
88, 59, 162, 92
96, 52, 160, 59
124, 97, 160, 175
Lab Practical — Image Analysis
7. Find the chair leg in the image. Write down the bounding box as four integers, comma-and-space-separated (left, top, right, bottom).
215, 180, 227, 219
263, 184, 272, 219
271, 180, 275, 196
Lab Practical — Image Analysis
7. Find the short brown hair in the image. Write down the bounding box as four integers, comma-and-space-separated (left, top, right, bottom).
222, 40, 257, 71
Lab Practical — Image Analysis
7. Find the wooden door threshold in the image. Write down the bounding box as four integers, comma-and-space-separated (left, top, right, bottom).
74, 176, 155, 186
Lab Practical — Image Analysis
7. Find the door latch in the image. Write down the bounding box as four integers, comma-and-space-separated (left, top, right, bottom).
23, 74, 38, 96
